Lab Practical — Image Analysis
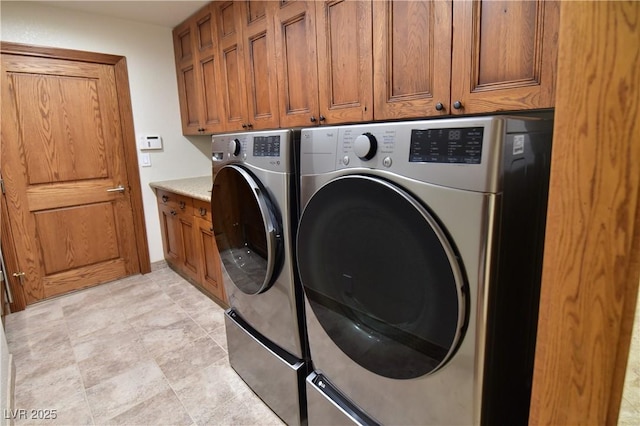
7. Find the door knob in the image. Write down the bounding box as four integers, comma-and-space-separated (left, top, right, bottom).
107, 185, 125, 193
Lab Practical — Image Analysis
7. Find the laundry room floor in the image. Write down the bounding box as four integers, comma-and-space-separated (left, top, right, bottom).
3, 263, 285, 425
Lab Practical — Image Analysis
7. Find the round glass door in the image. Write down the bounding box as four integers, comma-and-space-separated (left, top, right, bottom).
212, 165, 283, 295
297, 175, 468, 379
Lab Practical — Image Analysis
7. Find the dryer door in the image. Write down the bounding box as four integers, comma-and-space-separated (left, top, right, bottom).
212, 165, 283, 295
297, 175, 468, 379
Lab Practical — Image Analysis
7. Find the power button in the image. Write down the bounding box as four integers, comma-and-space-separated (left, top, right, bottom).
383, 157, 393, 168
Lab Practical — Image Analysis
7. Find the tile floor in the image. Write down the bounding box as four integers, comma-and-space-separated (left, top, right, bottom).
3, 263, 639, 425
619, 291, 640, 425
3, 263, 284, 425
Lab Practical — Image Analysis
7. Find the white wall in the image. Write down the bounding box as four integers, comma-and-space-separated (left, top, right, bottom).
0, 1, 212, 263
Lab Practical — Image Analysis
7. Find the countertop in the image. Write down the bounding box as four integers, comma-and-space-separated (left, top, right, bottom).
149, 175, 212, 202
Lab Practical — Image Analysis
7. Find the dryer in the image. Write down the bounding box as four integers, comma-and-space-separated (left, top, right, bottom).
211, 129, 308, 425
296, 116, 553, 425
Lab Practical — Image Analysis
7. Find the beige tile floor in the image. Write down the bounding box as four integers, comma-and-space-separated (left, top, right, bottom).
4, 264, 284, 425
619, 292, 640, 425
4, 262, 640, 425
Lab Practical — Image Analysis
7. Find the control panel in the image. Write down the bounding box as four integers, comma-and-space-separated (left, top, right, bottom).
212, 130, 292, 174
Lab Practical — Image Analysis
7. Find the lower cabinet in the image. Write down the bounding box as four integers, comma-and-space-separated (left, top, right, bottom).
157, 189, 227, 305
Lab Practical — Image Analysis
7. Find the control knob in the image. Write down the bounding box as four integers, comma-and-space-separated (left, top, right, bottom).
229, 138, 241, 156
354, 132, 378, 160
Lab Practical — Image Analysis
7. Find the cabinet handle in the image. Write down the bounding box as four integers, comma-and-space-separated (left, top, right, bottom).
179, 201, 186, 210
435, 102, 444, 111
310, 116, 317, 123
162, 195, 169, 203
199, 207, 207, 216
453, 101, 463, 110
319, 115, 325, 122
170, 210, 177, 216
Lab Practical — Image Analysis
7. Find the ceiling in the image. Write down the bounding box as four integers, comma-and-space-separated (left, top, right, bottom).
35, 1, 210, 28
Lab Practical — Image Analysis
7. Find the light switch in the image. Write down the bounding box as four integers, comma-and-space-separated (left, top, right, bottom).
140, 153, 151, 167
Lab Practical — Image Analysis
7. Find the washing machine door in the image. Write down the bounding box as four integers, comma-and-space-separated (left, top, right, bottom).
212, 164, 283, 295
297, 175, 468, 380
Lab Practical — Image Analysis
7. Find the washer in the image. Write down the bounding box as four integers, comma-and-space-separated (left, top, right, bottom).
296, 116, 553, 425
211, 129, 308, 425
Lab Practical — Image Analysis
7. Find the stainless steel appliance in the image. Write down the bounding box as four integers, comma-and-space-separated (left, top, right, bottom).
297, 116, 553, 425
211, 129, 308, 425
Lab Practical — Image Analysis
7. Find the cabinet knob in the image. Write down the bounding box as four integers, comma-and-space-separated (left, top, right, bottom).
453, 101, 463, 110
179, 201, 186, 210
241, 123, 247, 129
198, 128, 205, 133
170, 210, 177, 216
247, 123, 253, 128
162, 195, 169, 203
435, 102, 444, 111
199, 207, 207, 216
319, 115, 325, 122
310, 116, 317, 123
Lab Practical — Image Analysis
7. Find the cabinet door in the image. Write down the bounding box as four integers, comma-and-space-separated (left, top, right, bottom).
215, 0, 250, 131
239, 0, 280, 130
194, 216, 226, 303
373, 0, 452, 119
450, 0, 559, 114
316, 0, 373, 124
173, 20, 202, 134
158, 203, 183, 266
179, 213, 199, 282
273, 0, 320, 127
194, 5, 226, 134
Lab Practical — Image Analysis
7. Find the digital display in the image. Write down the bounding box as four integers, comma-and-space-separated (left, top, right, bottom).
409, 127, 484, 164
253, 136, 281, 157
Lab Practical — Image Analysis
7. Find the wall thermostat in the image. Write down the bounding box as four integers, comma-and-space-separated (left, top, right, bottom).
139, 135, 163, 150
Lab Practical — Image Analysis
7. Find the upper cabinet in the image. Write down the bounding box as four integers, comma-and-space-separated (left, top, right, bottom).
372, 1, 452, 119
316, 0, 373, 124
173, 0, 559, 135
272, 0, 320, 127
372, 0, 559, 119
173, 4, 226, 134
449, 0, 559, 115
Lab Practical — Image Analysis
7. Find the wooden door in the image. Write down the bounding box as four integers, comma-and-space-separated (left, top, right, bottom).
273, 0, 320, 127
239, 0, 280, 130
450, 0, 559, 114
373, 0, 452, 119
1, 54, 141, 304
316, 0, 373, 124
215, 0, 250, 131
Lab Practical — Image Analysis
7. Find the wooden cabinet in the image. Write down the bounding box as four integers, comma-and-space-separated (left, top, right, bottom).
157, 190, 226, 305
238, 1, 280, 130
173, 4, 226, 135
373, 0, 559, 119
272, 0, 320, 127
316, 0, 373, 124
450, 0, 559, 114
193, 199, 226, 302
173, 0, 559, 133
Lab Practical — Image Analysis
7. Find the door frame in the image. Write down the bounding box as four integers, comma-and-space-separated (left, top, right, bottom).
0, 41, 151, 311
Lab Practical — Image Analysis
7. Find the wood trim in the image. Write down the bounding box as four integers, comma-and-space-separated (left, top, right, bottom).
114, 57, 151, 274
1, 195, 26, 312
529, 2, 640, 424
0, 42, 151, 277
